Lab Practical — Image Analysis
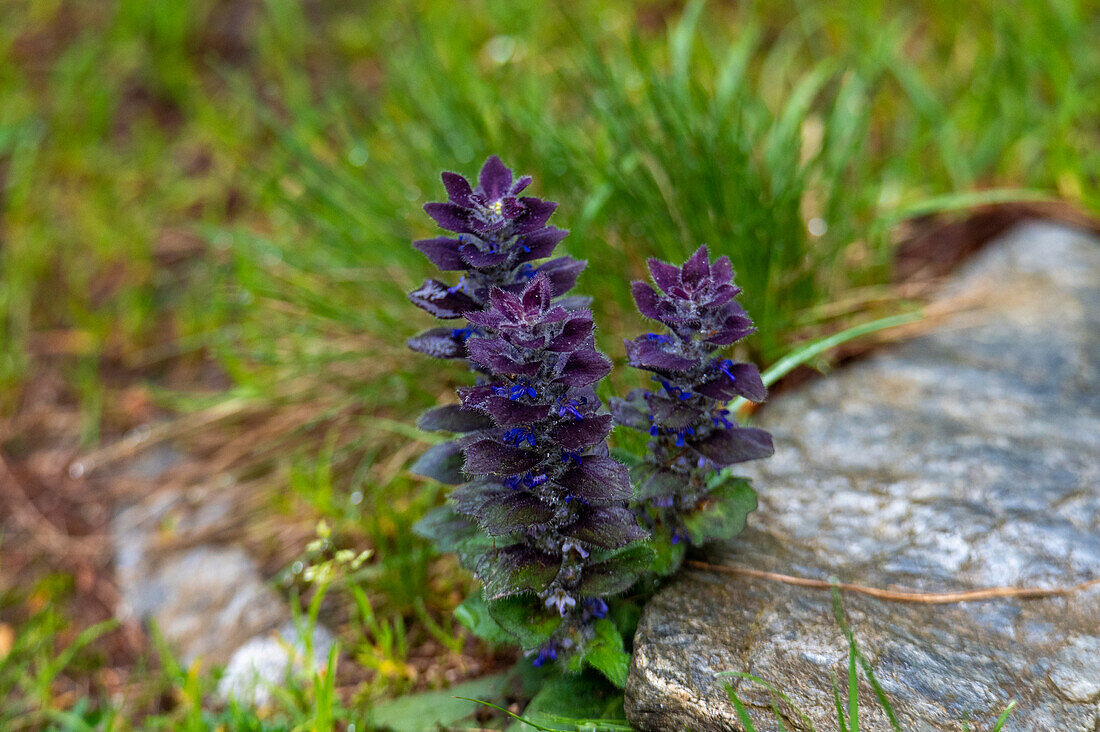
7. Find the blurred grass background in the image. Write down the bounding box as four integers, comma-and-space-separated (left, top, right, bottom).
0, 0, 1097, 727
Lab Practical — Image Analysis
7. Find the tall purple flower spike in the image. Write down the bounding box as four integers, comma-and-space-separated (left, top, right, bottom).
406, 156, 585, 361
610, 246, 773, 559
407, 158, 646, 666
439, 276, 645, 657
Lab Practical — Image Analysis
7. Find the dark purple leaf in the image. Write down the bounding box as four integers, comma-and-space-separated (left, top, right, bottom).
479, 155, 512, 200
413, 237, 466, 271
558, 456, 632, 503
680, 246, 711, 287
460, 245, 511, 269
476, 491, 556, 536
548, 312, 594, 352
511, 175, 532, 195
645, 392, 697, 429
482, 396, 550, 426
710, 255, 733, 284
418, 404, 494, 433
556, 348, 611, 386
631, 281, 662, 320
513, 197, 557, 234
464, 439, 544, 476
521, 274, 554, 312
693, 427, 774, 467
561, 507, 647, 549
536, 257, 586, 297
517, 227, 568, 262
624, 337, 696, 372
549, 415, 613, 450
440, 171, 473, 206
648, 258, 680, 293
696, 362, 766, 402
424, 201, 474, 233
407, 328, 464, 359
408, 280, 480, 319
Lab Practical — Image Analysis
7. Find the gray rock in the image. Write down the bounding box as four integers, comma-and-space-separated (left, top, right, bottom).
217, 622, 336, 707
625, 222, 1100, 731
111, 452, 294, 669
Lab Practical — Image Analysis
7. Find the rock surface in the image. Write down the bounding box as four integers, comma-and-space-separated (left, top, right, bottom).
624, 222, 1100, 731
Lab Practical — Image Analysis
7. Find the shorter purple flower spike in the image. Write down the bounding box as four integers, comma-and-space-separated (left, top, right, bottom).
611, 246, 773, 561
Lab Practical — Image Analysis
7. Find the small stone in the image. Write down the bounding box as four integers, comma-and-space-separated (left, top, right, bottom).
217, 622, 336, 708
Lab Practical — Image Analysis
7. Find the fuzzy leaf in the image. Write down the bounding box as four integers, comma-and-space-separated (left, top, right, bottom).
557, 348, 612, 386
577, 544, 653, 597
682, 478, 758, 545
693, 427, 774, 467
409, 441, 466, 484
536, 256, 586, 297
624, 337, 696, 372
477, 491, 556, 537
480, 396, 550, 426
407, 328, 464, 359
478, 546, 560, 599
561, 507, 648, 549
558, 456, 632, 504
548, 415, 613, 450
486, 594, 562, 650
408, 279, 480, 318
581, 619, 631, 687
417, 405, 494, 433
413, 236, 465, 270
645, 391, 698, 429
464, 439, 544, 476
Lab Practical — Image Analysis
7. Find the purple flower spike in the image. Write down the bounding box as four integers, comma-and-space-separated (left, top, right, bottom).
408, 157, 583, 360
610, 246, 774, 561
408, 160, 647, 666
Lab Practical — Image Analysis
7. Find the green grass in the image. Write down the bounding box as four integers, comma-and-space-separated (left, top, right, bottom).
1, 0, 1097, 726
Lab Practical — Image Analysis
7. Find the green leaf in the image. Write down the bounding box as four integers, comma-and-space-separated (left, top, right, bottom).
454, 591, 513, 646
479, 547, 561, 600
486, 594, 562, 650
513, 673, 632, 732
649, 532, 687, 576
582, 619, 631, 688
370, 673, 509, 732
633, 467, 683, 501
578, 544, 655, 597
681, 479, 757, 545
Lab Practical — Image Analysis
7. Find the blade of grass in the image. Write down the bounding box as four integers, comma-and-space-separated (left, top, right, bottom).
729, 310, 923, 415
717, 671, 816, 731
831, 588, 902, 731
724, 685, 760, 732
848, 633, 859, 732
992, 700, 1017, 731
